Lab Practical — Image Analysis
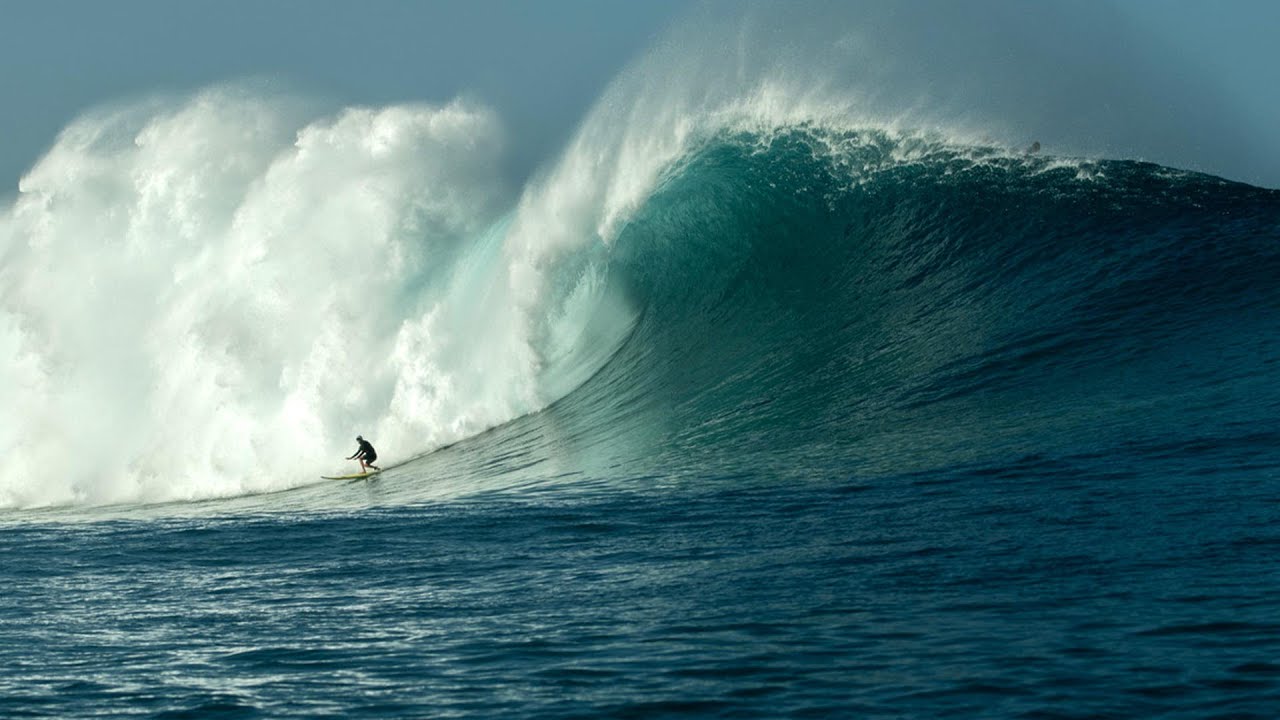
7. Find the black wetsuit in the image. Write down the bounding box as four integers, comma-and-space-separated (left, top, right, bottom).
355, 439, 377, 463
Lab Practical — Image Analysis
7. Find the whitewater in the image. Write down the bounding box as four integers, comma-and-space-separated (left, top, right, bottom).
0, 90, 640, 507
3, 4, 1280, 717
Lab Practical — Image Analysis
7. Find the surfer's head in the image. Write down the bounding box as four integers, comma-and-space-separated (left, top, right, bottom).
356, 435, 363, 442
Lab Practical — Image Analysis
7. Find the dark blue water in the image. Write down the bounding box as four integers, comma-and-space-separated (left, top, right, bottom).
4, 130, 1280, 717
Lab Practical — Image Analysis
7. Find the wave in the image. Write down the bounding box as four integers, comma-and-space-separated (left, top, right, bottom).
3, 6, 1279, 510
510, 127, 1280, 487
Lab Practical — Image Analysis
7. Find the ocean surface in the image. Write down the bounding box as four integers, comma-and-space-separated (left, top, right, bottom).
3, 46, 1280, 718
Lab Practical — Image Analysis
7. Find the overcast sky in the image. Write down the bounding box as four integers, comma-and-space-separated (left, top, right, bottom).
2, 0, 1276, 189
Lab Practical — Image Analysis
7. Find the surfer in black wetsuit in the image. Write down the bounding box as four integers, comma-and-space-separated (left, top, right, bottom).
348, 435, 381, 473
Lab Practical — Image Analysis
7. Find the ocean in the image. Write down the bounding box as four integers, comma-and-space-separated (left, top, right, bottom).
3, 44, 1280, 720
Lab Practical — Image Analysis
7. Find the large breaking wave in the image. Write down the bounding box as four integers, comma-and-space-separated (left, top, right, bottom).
3, 3, 1278, 510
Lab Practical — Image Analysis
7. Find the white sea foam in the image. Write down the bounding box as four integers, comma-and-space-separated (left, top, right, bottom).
0, 87, 638, 508
6, 2, 1246, 510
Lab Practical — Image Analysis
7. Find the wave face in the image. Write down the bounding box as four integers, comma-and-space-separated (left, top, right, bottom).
477, 127, 1280, 494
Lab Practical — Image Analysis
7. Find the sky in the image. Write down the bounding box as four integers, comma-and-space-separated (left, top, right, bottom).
1, 0, 1277, 190
1115, 0, 1280, 185
0, 0, 689, 188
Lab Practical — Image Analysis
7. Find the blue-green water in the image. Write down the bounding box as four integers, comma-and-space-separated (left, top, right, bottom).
3, 129, 1279, 717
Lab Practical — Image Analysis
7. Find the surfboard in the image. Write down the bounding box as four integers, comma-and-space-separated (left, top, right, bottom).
321, 470, 382, 480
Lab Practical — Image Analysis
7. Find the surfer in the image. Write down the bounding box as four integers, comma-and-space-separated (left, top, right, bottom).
347, 435, 381, 473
